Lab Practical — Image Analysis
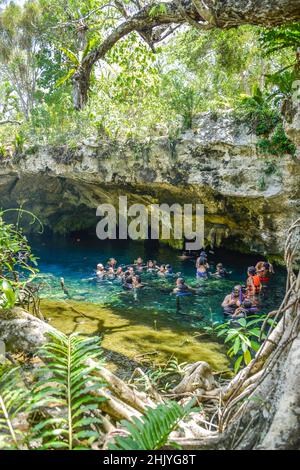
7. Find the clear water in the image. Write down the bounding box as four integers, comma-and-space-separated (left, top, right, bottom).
28, 236, 287, 329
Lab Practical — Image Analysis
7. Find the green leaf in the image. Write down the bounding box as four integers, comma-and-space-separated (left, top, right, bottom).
233, 337, 241, 355
234, 355, 243, 373
244, 349, 252, 365
110, 400, 195, 450
58, 47, 79, 66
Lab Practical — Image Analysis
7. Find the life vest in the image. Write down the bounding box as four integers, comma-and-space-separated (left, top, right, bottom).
247, 274, 261, 296
259, 276, 270, 283
249, 275, 261, 294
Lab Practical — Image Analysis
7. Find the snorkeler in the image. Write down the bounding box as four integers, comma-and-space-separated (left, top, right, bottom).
222, 285, 244, 317
212, 263, 229, 279
247, 266, 262, 296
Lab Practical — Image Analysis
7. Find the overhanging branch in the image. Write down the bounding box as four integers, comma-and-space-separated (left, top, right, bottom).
72, 0, 300, 109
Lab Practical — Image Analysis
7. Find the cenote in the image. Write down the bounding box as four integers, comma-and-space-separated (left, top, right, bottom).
28, 234, 287, 373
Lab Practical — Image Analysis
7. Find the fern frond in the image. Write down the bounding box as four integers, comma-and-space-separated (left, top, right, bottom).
109, 400, 196, 451
32, 331, 106, 450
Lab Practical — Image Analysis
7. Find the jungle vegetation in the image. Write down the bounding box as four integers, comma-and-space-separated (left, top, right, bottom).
0, 0, 298, 155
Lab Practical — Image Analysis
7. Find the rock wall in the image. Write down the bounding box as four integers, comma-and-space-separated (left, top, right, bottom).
0, 112, 299, 261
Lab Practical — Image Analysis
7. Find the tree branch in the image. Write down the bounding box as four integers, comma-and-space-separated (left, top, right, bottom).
72, 0, 300, 109
0, 120, 22, 126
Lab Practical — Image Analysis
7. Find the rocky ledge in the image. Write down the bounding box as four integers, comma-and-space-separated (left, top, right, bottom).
0, 111, 299, 262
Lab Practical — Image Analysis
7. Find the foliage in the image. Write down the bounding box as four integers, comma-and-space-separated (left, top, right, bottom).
0, 3, 297, 147
109, 400, 196, 451
0, 331, 106, 450
0, 1, 43, 119
260, 23, 300, 57
257, 123, 296, 157
32, 331, 105, 449
239, 84, 280, 135
205, 316, 275, 373
132, 357, 188, 393
0, 279, 17, 309
0, 366, 32, 449
238, 84, 296, 156
0, 210, 37, 291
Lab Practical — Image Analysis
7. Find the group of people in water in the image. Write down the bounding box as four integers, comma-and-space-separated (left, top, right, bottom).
94, 250, 274, 319
221, 261, 274, 319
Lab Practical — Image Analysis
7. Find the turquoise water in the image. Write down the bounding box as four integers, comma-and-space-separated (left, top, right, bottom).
29, 237, 287, 328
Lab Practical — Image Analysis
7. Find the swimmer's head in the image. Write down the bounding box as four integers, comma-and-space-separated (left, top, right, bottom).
177, 277, 185, 286
217, 263, 223, 269
97, 263, 104, 270
248, 266, 256, 276
232, 285, 242, 297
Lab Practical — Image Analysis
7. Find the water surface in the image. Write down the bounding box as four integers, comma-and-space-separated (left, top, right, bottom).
29, 237, 286, 371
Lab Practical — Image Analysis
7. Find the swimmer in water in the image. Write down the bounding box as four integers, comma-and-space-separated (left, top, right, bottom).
107, 267, 116, 280
196, 259, 209, 279
157, 265, 167, 277
165, 264, 173, 276
212, 263, 229, 279
255, 261, 274, 283
132, 275, 144, 289
222, 285, 244, 317
247, 266, 262, 297
107, 258, 117, 270
127, 266, 135, 276
132, 274, 144, 301
96, 263, 106, 278
173, 278, 197, 295
146, 260, 156, 273
134, 257, 144, 272
123, 273, 133, 290
116, 266, 124, 279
